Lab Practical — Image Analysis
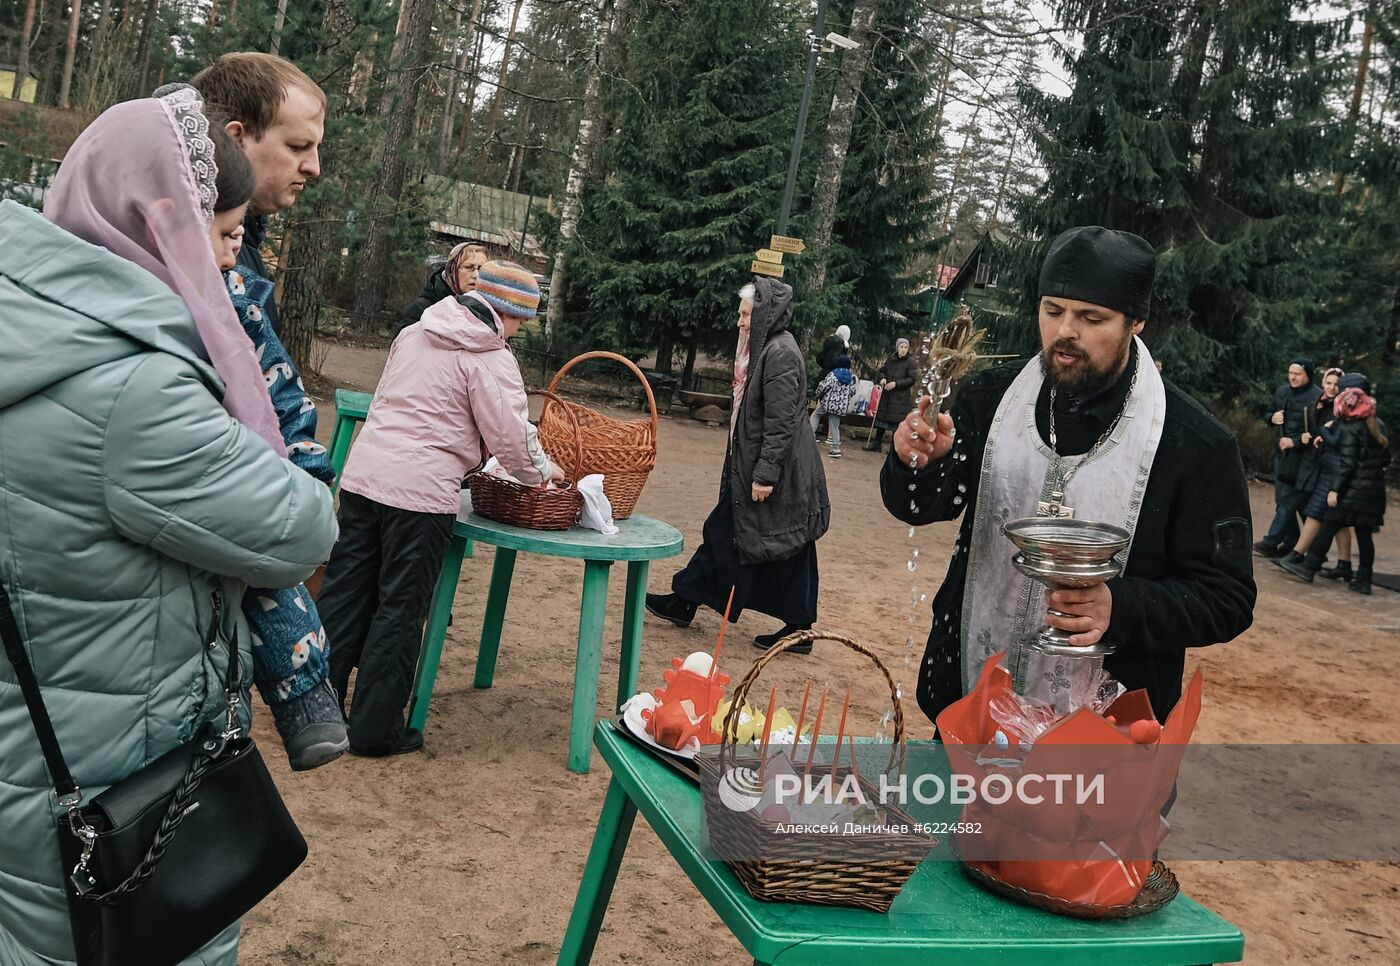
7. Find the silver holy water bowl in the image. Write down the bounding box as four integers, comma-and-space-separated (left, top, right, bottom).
1001, 517, 1131, 658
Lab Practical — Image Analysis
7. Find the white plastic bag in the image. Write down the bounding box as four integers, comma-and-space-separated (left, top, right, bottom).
576, 474, 618, 534
852, 378, 874, 415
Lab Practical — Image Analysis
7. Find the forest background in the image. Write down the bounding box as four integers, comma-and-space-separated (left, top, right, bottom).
2, 0, 1396, 463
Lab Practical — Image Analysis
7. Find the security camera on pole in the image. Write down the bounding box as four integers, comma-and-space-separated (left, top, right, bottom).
752, 0, 860, 280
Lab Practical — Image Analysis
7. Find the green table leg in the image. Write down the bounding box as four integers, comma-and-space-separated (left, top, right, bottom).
406, 533, 469, 731
616, 561, 648, 711
472, 548, 517, 689
568, 560, 611, 774
556, 778, 637, 966
328, 414, 356, 495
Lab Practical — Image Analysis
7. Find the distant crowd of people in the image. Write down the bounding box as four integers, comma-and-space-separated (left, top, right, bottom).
1257, 358, 1390, 594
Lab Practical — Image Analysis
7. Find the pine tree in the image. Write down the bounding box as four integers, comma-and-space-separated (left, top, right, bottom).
564, 0, 804, 370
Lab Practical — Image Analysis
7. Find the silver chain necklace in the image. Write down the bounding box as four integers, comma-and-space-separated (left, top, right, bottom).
1038, 363, 1139, 518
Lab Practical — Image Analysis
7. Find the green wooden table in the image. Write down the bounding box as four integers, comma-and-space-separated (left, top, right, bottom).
407, 513, 683, 774
327, 388, 373, 494
558, 721, 1245, 965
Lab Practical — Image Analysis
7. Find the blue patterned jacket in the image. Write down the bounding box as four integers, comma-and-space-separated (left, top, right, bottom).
224, 268, 335, 485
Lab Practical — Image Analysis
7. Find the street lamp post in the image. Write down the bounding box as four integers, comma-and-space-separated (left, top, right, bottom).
774, 0, 831, 237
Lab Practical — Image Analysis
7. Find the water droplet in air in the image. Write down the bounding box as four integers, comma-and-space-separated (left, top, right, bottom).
906, 560, 917, 572
907, 527, 916, 539
908, 500, 918, 512
957, 483, 967, 493
952, 496, 963, 506
907, 483, 916, 492
911, 548, 920, 558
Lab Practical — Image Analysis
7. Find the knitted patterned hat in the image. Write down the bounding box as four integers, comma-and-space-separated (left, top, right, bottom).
475, 260, 540, 320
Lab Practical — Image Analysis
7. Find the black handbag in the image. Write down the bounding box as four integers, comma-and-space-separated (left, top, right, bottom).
0, 583, 308, 966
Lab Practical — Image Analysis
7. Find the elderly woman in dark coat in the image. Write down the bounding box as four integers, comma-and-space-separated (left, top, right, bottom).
395, 241, 490, 333
864, 337, 919, 452
647, 277, 831, 651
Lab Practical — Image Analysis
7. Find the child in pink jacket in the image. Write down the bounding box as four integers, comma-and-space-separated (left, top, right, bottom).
320, 260, 560, 755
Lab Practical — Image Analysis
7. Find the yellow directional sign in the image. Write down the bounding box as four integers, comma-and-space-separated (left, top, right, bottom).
755, 248, 784, 263
750, 259, 785, 278
769, 234, 806, 254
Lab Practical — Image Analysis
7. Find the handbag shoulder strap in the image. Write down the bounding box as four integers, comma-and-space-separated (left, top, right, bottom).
0, 582, 238, 805
0, 582, 80, 802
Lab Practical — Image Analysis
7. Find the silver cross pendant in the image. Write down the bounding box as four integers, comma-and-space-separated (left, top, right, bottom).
1036, 488, 1075, 519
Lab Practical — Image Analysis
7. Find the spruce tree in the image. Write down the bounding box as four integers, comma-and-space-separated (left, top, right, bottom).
1009, 0, 1349, 398
564, 0, 804, 370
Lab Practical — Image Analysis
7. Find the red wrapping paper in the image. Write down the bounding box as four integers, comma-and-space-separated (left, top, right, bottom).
936, 653, 1203, 907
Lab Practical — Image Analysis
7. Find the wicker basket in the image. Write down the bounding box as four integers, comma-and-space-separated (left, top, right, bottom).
469, 391, 583, 530
537, 351, 658, 519
961, 859, 1181, 920
697, 631, 934, 913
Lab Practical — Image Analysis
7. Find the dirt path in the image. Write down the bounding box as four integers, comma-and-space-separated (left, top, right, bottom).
240, 340, 1400, 965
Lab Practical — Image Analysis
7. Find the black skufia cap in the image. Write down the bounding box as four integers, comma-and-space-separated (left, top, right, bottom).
1039, 226, 1156, 320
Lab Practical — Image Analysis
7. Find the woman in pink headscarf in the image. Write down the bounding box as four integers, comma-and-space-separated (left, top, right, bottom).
0, 87, 335, 964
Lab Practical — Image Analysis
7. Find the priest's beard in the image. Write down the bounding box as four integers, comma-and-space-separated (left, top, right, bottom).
1041, 330, 1134, 398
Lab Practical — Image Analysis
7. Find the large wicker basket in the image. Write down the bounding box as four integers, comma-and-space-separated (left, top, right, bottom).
696, 631, 934, 913
469, 391, 583, 530
537, 351, 657, 519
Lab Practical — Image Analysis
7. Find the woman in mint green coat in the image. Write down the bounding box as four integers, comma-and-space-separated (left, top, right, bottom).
0, 90, 336, 964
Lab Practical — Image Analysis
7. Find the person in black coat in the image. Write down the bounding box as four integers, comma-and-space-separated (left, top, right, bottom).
647, 278, 831, 652
883, 226, 1255, 727
1274, 367, 1343, 568
864, 337, 919, 452
1281, 384, 1390, 593
816, 324, 851, 379
1256, 357, 1323, 556
396, 241, 490, 334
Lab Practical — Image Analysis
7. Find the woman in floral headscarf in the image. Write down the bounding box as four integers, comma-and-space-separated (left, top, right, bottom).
0, 88, 335, 964
396, 239, 492, 333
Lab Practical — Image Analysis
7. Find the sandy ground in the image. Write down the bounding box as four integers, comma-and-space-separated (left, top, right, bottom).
239, 340, 1400, 965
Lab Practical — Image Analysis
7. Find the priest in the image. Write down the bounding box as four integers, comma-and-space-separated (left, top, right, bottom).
881, 226, 1256, 727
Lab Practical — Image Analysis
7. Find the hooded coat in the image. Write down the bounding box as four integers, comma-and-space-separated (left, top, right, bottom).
339, 293, 555, 515
1330, 417, 1391, 529
0, 201, 336, 964
728, 278, 830, 564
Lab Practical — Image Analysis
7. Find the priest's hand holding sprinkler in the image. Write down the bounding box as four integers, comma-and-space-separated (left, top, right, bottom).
892, 306, 986, 471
